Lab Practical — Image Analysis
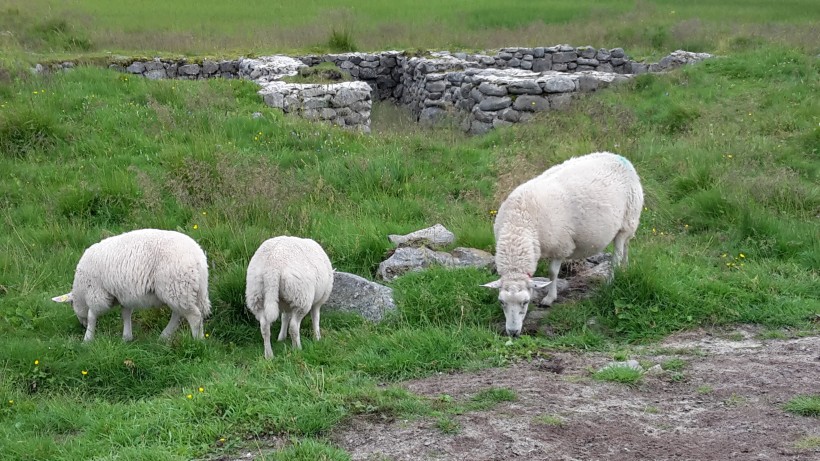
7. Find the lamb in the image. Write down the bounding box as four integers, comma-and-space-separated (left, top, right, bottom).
482, 152, 644, 337
245, 236, 334, 359
52, 229, 211, 341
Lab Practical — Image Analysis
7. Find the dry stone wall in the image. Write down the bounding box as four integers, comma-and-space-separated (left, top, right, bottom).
36, 47, 711, 135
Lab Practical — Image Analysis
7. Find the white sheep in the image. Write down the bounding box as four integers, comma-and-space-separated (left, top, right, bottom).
482, 152, 644, 336
52, 229, 211, 342
245, 236, 334, 359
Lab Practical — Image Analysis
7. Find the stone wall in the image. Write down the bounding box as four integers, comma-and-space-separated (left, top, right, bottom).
259, 81, 372, 133
35, 47, 711, 134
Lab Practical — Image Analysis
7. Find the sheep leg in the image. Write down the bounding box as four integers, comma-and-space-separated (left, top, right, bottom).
121, 307, 134, 342
160, 311, 182, 340
288, 311, 306, 350
310, 304, 322, 341
540, 259, 562, 306
184, 310, 204, 339
613, 231, 630, 269
260, 320, 273, 359
83, 311, 98, 342
277, 311, 290, 342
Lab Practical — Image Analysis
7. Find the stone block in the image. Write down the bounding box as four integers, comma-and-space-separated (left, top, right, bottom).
513, 95, 549, 112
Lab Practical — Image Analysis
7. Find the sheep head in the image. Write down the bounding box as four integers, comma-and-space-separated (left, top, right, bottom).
482, 276, 551, 337
51, 292, 88, 327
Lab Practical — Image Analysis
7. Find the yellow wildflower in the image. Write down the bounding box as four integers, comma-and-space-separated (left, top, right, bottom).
34, 360, 39, 366
186, 394, 193, 399
81, 370, 88, 376
739, 253, 745, 258
198, 387, 205, 393
8, 400, 13, 405
193, 224, 199, 230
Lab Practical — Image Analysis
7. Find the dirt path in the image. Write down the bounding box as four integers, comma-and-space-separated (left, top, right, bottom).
331, 327, 819, 461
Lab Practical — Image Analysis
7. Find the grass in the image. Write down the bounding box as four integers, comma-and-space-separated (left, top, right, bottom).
783, 395, 820, 418
2, 0, 820, 58
0, 1, 818, 460
534, 414, 565, 427
592, 366, 644, 386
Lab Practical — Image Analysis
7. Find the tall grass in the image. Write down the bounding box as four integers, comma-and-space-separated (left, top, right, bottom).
1, 0, 818, 56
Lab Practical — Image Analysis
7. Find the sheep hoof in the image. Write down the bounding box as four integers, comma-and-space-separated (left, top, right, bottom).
539, 294, 557, 306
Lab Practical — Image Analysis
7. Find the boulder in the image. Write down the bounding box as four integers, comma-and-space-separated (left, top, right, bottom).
377, 246, 494, 281
324, 272, 396, 322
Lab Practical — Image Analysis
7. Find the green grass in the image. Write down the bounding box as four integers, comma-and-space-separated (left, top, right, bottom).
534, 414, 565, 427
2, 0, 819, 58
783, 395, 820, 418
0, 2, 818, 459
592, 366, 644, 386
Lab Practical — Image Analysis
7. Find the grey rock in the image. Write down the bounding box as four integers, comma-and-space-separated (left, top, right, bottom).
472, 108, 496, 123
542, 76, 575, 93
202, 60, 219, 75
548, 93, 573, 110
508, 58, 521, 67
144, 60, 164, 71
263, 92, 285, 108
499, 108, 521, 122
533, 47, 545, 58
498, 52, 513, 60
478, 82, 508, 96
468, 120, 493, 135
577, 57, 599, 66
611, 57, 625, 66
324, 272, 396, 322
507, 80, 542, 95
578, 46, 596, 59
531, 57, 551, 72
252, 112, 263, 119
513, 95, 549, 112
425, 80, 446, 92
359, 67, 377, 79
388, 224, 455, 249
479, 96, 512, 111
520, 60, 533, 70
596, 49, 611, 61
179, 64, 200, 76
552, 51, 577, 63
552, 63, 568, 72
597, 63, 614, 73
377, 246, 494, 281
144, 69, 167, 80
610, 48, 625, 58
419, 107, 447, 126
220, 60, 239, 73
577, 75, 599, 92
303, 97, 330, 109
332, 88, 367, 107
126, 62, 146, 74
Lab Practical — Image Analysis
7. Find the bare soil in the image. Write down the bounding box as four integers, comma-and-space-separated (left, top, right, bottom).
331, 326, 820, 461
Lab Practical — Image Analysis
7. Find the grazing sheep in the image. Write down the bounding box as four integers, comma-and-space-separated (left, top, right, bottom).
52, 229, 211, 341
482, 152, 644, 336
245, 236, 334, 359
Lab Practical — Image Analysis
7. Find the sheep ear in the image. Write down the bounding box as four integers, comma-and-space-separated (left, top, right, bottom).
52, 293, 73, 303
481, 280, 503, 289
530, 280, 552, 289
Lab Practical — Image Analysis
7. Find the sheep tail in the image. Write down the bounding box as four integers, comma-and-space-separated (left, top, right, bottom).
245, 272, 269, 314
198, 272, 212, 318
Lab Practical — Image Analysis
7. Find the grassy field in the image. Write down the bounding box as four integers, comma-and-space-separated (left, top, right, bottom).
1, 0, 819, 57
1, 1, 819, 460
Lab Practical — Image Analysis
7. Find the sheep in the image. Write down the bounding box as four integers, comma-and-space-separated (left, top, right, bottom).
482, 152, 644, 337
245, 236, 334, 359
52, 229, 211, 342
